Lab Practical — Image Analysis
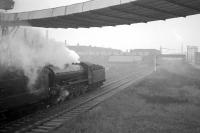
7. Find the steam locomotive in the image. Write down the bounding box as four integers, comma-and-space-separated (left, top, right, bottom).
0, 62, 105, 119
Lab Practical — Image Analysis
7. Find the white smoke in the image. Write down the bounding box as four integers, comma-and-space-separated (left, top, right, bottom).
0, 28, 80, 90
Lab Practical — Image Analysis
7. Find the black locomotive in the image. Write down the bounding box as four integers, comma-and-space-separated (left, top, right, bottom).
0, 62, 105, 119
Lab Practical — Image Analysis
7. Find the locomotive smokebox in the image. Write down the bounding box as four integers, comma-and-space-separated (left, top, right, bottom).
29, 67, 50, 94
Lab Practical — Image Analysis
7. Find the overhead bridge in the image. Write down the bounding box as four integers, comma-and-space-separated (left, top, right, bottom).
1, 0, 200, 28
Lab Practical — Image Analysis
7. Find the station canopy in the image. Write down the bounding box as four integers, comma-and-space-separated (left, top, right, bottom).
1, 0, 200, 28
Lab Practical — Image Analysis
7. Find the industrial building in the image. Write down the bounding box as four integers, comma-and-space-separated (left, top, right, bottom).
68, 45, 122, 56
130, 49, 161, 57
187, 46, 198, 64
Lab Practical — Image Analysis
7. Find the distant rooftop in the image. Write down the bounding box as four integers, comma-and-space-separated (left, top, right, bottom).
131, 49, 160, 52
68, 45, 122, 52
159, 54, 185, 58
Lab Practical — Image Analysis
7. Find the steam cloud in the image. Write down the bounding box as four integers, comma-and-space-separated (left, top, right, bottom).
0, 28, 80, 91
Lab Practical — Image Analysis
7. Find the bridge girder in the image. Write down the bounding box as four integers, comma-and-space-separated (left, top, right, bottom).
0, 0, 200, 28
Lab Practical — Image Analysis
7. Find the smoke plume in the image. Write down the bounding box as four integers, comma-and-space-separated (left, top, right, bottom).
0, 28, 80, 91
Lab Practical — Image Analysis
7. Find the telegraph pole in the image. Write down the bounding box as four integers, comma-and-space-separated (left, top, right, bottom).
160, 46, 162, 54
154, 55, 157, 72
181, 43, 183, 54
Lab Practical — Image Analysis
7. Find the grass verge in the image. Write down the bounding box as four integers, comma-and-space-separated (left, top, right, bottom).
52, 63, 200, 133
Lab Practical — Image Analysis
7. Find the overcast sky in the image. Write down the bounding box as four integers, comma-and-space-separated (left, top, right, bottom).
6, 0, 200, 53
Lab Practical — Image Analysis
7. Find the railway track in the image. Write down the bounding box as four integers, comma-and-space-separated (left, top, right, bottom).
0, 66, 153, 133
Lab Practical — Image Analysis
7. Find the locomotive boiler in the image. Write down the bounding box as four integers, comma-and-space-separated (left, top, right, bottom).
0, 62, 105, 119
